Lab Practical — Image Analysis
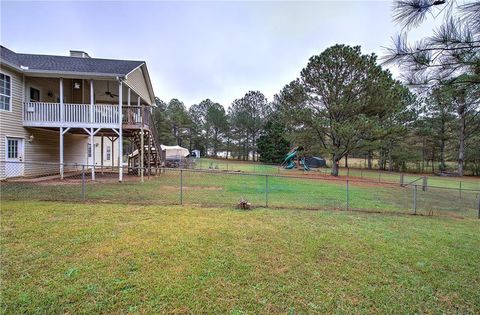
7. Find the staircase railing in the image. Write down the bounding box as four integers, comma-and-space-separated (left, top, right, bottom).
142, 108, 162, 165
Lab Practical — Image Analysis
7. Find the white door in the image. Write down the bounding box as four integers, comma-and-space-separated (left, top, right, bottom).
5, 137, 24, 177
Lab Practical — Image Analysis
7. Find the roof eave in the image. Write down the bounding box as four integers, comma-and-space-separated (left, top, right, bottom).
0, 59, 22, 72
140, 64, 156, 104
0, 62, 125, 79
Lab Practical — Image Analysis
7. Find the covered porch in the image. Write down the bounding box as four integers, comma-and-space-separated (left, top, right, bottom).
22, 76, 155, 181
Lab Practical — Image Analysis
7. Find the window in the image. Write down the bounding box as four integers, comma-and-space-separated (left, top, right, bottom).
7, 139, 18, 159
106, 146, 111, 161
0, 73, 11, 111
87, 143, 92, 158
30, 87, 40, 102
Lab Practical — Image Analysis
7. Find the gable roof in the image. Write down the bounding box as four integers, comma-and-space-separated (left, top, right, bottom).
0, 45, 144, 77
1, 45, 156, 105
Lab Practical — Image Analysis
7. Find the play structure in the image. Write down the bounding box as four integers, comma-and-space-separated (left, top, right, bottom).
281, 146, 311, 171
281, 147, 327, 171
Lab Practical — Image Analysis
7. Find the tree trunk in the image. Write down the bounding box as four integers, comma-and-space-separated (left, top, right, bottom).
388, 148, 392, 172
431, 145, 435, 174
213, 129, 218, 157
458, 104, 466, 176
344, 154, 348, 168
331, 154, 340, 176
421, 138, 425, 173
243, 133, 247, 161
188, 128, 193, 152
226, 135, 230, 159
367, 151, 372, 169
439, 140, 446, 172
439, 117, 446, 172
378, 150, 385, 171
251, 133, 256, 162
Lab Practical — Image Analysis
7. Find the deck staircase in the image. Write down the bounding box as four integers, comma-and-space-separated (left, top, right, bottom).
127, 122, 163, 174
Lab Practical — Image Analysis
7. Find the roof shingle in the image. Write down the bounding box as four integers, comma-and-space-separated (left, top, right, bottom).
1, 46, 144, 76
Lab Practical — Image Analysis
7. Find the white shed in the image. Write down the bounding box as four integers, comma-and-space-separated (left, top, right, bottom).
161, 145, 190, 160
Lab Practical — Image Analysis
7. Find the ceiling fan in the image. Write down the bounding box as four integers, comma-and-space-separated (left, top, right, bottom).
103, 81, 118, 98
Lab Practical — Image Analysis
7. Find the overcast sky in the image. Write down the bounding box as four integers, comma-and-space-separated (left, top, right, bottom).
1, 1, 436, 107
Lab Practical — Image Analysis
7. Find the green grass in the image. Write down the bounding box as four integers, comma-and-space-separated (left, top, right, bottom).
2, 169, 478, 218
199, 158, 480, 190
1, 201, 479, 313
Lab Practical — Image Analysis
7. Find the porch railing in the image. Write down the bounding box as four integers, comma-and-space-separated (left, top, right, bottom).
23, 102, 151, 128
122, 105, 152, 128
64, 103, 91, 123
23, 102, 61, 123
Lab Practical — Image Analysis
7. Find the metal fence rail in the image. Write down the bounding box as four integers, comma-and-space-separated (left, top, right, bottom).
1, 161, 479, 219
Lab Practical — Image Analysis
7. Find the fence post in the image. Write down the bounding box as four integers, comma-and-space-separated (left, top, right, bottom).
180, 169, 183, 205
81, 165, 86, 201
346, 174, 349, 211
477, 194, 480, 219
400, 174, 404, 187
459, 181, 462, 198
413, 184, 417, 215
422, 176, 427, 192
265, 174, 269, 208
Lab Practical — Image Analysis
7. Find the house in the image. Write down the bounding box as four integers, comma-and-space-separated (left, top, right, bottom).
0, 45, 160, 181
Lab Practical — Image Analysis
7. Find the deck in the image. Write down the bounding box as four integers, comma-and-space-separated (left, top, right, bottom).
23, 102, 153, 131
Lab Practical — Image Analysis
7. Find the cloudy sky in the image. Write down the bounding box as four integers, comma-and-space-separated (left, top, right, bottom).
1, 1, 435, 107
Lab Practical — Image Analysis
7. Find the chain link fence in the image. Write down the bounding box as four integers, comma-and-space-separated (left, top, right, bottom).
195, 159, 480, 191
1, 161, 479, 219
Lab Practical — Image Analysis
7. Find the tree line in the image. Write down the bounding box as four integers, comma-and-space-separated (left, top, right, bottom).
153, 1, 479, 176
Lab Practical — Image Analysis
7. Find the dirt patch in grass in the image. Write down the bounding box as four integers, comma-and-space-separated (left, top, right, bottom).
159, 185, 223, 191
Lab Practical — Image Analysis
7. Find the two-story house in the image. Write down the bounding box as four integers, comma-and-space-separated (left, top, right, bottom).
0, 46, 160, 181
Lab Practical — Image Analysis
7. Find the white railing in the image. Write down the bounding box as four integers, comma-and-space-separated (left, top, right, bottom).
23, 102, 120, 127
24, 102, 61, 123
64, 103, 90, 124
94, 104, 119, 124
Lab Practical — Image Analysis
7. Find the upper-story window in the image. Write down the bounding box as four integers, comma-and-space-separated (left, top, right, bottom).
30, 87, 40, 102
0, 73, 12, 111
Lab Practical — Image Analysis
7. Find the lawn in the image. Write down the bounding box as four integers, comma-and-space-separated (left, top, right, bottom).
1, 201, 479, 313
1, 170, 480, 217
198, 158, 480, 190
2, 169, 478, 218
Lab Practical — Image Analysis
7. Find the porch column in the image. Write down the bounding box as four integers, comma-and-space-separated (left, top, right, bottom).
127, 88, 131, 125
60, 78, 64, 123
90, 80, 94, 123
147, 132, 151, 178
90, 128, 95, 180
140, 127, 144, 182
59, 78, 64, 179
118, 81, 123, 182
60, 127, 64, 179
100, 135, 104, 173
111, 137, 115, 169
137, 96, 141, 121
